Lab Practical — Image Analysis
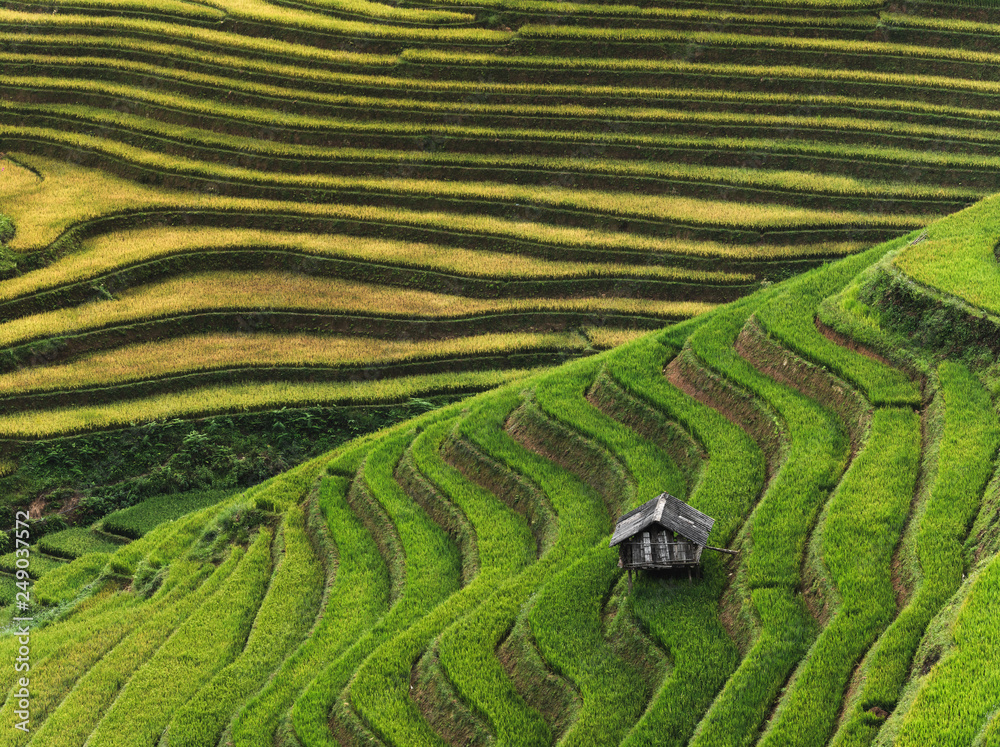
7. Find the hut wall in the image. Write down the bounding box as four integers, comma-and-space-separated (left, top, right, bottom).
619, 527, 701, 568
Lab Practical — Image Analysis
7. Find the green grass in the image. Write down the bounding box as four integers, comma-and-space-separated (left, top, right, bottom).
27, 556, 237, 747
756, 234, 922, 407
36, 528, 123, 559
892, 553, 1000, 746
100, 489, 239, 539
344, 416, 536, 745
431, 386, 609, 746
759, 407, 920, 747
606, 336, 764, 745
330, 423, 463, 742
0, 585, 175, 745
533, 357, 684, 505
408, 415, 544, 738
86, 528, 272, 747
0, 578, 14, 606
106, 495, 239, 575
979, 711, 1000, 746
0, 551, 65, 579
235, 463, 388, 746
272, 428, 448, 745
165, 505, 325, 747
33, 552, 110, 605
452, 393, 616, 740
686, 285, 850, 747
832, 361, 1000, 747
0, 585, 135, 713
513, 366, 658, 744
530, 542, 651, 746
895, 194, 1000, 317
532, 357, 746, 744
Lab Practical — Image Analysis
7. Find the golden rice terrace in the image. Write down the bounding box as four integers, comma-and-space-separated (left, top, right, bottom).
3, 0, 1000, 433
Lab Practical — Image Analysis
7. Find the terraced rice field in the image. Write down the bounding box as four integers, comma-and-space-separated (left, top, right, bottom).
10, 195, 1000, 747
5, 0, 1000, 743
8, 0, 1000, 432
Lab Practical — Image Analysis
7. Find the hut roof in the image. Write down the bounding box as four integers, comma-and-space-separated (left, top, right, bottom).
608, 492, 714, 548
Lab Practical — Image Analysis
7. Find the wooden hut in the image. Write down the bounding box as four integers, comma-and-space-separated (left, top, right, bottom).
609, 493, 732, 586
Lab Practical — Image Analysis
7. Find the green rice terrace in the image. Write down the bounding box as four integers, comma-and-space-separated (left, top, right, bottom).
3, 0, 1000, 743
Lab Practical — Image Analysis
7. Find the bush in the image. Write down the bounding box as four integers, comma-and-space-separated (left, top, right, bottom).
0, 215, 14, 245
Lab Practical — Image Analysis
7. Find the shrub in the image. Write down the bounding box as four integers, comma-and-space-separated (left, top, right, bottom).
0, 215, 14, 244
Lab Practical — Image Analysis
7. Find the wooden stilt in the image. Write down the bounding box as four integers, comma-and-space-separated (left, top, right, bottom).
627, 569, 633, 592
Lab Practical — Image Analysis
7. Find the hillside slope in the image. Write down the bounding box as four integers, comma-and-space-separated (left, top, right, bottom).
6, 0, 1000, 439
8, 196, 1000, 747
